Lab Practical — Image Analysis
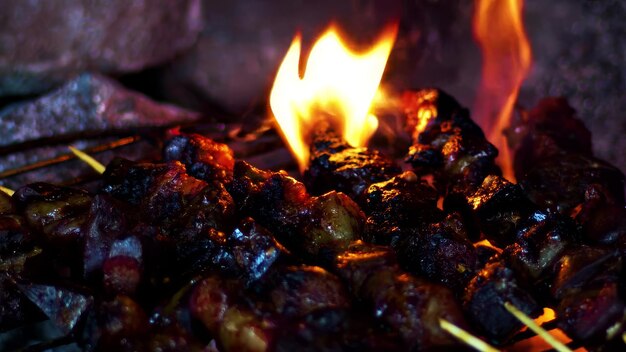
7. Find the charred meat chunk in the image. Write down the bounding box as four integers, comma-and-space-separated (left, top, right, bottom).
395, 213, 479, 294
462, 259, 541, 344
334, 241, 398, 294
304, 130, 401, 203
102, 158, 207, 225
231, 161, 364, 261
363, 171, 443, 246
164, 133, 235, 185
229, 218, 289, 284
463, 175, 536, 247
403, 88, 499, 195
503, 211, 580, 287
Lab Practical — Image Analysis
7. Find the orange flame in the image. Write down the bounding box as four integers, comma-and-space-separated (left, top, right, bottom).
473, 0, 532, 182
270, 25, 398, 172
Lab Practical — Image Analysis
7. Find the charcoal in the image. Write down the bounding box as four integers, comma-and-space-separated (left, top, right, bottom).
164, 133, 235, 185
403, 88, 500, 195
464, 175, 536, 247
503, 211, 580, 287
0, 273, 43, 332
17, 282, 93, 335
462, 259, 541, 343
395, 213, 479, 294
519, 154, 625, 214
82, 195, 132, 278
0, 1, 201, 97
261, 265, 350, 318
304, 131, 401, 203
363, 171, 443, 246
229, 218, 289, 284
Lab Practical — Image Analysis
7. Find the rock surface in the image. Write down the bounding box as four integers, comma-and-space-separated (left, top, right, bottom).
0, 0, 201, 96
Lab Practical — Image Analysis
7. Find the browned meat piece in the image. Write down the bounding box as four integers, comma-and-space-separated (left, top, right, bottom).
462, 259, 541, 344
259, 265, 350, 318
403, 88, 500, 195
556, 279, 626, 346
503, 211, 580, 288
363, 171, 443, 246
304, 130, 401, 203
191, 274, 272, 351
230, 161, 364, 262
395, 213, 479, 294
164, 133, 235, 185
335, 242, 469, 350
576, 186, 626, 245
550, 246, 622, 301
13, 183, 92, 247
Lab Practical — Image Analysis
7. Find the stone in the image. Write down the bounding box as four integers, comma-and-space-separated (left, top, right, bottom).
0, 0, 202, 96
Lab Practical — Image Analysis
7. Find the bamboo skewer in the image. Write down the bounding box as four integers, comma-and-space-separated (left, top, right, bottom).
439, 318, 500, 352
68, 146, 106, 174
0, 185, 15, 196
504, 302, 573, 352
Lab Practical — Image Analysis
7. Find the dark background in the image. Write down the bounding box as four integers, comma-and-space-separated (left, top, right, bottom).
1, 0, 624, 173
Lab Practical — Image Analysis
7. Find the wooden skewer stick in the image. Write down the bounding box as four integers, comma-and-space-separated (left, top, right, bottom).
68, 146, 106, 174
622, 331, 626, 344
0, 185, 15, 196
504, 302, 573, 352
439, 318, 500, 352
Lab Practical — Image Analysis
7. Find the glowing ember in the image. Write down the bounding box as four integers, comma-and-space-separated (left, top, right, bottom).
270, 24, 397, 172
473, 0, 532, 182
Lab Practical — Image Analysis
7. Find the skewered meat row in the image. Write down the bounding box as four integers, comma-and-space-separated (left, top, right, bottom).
0, 132, 469, 351
302, 88, 626, 348
401, 88, 626, 348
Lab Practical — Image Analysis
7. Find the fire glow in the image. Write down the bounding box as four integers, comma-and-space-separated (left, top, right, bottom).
270, 25, 397, 172
473, 0, 532, 182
